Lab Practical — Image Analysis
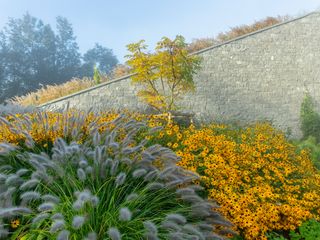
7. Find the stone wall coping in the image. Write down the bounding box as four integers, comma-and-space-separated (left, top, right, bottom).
38, 73, 136, 107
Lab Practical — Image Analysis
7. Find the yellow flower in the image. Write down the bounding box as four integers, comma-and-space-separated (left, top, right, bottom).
172, 143, 179, 149
158, 132, 164, 138
166, 129, 172, 136
11, 219, 20, 229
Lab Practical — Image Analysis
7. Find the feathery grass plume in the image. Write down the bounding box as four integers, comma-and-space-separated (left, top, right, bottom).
72, 215, 86, 229
119, 207, 132, 221
166, 213, 187, 225
93, 131, 101, 146
165, 179, 183, 188
5, 174, 22, 187
57, 230, 70, 240
38, 202, 56, 212
19, 179, 40, 191
144, 170, 159, 181
78, 189, 92, 202
119, 157, 132, 166
198, 223, 214, 231
108, 227, 121, 240
132, 168, 147, 178
79, 160, 88, 168
0, 165, 13, 172
176, 187, 195, 196
182, 224, 204, 239
1, 187, 16, 207
51, 213, 64, 220
32, 170, 53, 183
180, 194, 203, 204
141, 151, 155, 162
0, 174, 6, 184
20, 191, 41, 201
147, 182, 165, 191
161, 220, 181, 231
191, 202, 215, 218
0, 207, 32, 217
29, 159, 46, 172
125, 193, 138, 202
110, 160, 119, 176
109, 142, 119, 151
50, 219, 65, 233
77, 168, 86, 181
72, 200, 83, 211
85, 166, 93, 174
143, 233, 159, 240
115, 172, 127, 187
16, 169, 29, 176
32, 213, 50, 224
168, 232, 185, 240
143, 220, 158, 234
94, 146, 102, 164
85, 232, 97, 240
42, 194, 60, 204
90, 196, 99, 206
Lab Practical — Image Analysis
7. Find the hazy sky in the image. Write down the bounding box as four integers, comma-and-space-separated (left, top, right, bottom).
0, 0, 320, 63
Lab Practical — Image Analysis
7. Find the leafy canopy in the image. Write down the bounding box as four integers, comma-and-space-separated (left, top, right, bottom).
126, 35, 201, 113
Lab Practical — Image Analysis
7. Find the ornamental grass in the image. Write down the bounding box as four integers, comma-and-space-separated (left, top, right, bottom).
0, 111, 231, 239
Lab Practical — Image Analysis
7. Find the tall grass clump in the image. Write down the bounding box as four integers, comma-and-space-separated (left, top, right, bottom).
0, 103, 37, 116
0, 112, 231, 239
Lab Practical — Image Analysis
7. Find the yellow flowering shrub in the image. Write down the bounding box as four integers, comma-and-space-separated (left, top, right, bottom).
170, 123, 320, 239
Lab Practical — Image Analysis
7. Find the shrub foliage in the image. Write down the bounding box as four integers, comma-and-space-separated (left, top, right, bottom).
126, 36, 201, 112
300, 93, 320, 142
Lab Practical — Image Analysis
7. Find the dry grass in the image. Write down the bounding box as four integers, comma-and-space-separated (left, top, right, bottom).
11, 77, 97, 106
109, 64, 131, 79
188, 15, 290, 53
187, 38, 218, 53
11, 64, 131, 107
217, 15, 290, 42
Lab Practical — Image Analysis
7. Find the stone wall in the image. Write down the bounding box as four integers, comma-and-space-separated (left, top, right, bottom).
40, 11, 320, 138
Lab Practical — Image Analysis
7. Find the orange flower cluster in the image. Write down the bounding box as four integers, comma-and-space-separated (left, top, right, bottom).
169, 123, 320, 239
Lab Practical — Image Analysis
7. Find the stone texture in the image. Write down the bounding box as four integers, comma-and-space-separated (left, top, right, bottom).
40, 12, 320, 138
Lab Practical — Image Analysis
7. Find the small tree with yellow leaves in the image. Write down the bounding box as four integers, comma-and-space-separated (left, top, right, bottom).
126, 35, 201, 113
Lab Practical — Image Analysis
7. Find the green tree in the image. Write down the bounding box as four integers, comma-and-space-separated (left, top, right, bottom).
55, 16, 81, 82
0, 13, 84, 103
93, 64, 101, 84
0, 13, 58, 101
81, 43, 118, 77
126, 35, 201, 113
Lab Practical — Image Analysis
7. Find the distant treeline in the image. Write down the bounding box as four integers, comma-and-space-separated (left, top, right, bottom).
0, 13, 118, 103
